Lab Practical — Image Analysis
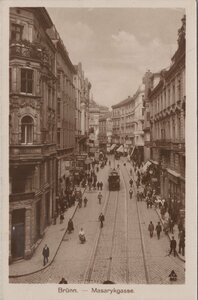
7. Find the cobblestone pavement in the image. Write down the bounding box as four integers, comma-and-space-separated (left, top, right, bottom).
121, 158, 185, 284
10, 164, 110, 284
10, 156, 185, 284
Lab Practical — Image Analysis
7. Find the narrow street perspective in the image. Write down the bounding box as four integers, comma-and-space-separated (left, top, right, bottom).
8, 6, 186, 285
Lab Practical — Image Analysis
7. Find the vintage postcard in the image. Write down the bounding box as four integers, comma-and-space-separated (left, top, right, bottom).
0, 0, 197, 299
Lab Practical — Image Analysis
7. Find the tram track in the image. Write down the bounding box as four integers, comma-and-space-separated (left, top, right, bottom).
120, 161, 150, 283
83, 190, 119, 283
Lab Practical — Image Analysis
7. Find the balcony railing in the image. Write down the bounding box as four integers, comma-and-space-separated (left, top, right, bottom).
150, 139, 185, 151
10, 40, 53, 71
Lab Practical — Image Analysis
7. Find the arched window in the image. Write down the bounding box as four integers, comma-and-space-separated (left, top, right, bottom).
21, 116, 34, 144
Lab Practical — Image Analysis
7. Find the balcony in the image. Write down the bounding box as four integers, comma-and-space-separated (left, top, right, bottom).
10, 191, 35, 202
10, 144, 57, 163
150, 139, 185, 152
10, 40, 53, 72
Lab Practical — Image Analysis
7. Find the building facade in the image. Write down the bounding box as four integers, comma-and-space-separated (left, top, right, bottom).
74, 63, 91, 153
148, 15, 186, 205
9, 7, 57, 262
48, 26, 76, 199
98, 112, 112, 152
111, 87, 145, 160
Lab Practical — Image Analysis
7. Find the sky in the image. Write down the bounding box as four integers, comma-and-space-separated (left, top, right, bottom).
47, 7, 185, 108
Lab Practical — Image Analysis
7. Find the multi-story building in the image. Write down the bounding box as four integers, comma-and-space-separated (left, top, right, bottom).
89, 98, 109, 152
142, 70, 161, 162
74, 63, 91, 153
9, 8, 57, 262
48, 26, 76, 196
148, 15, 186, 205
111, 87, 145, 160
98, 112, 112, 152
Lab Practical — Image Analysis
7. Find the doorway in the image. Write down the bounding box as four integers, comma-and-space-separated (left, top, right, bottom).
11, 209, 25, 259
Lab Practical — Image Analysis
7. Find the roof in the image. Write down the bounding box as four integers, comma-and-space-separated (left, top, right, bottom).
112, 96, 133, 109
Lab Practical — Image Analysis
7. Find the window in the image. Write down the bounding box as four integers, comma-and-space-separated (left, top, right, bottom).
57, 100, 61, 119
21, 69, 33, 94
57, 129, 61, 146
21, 116, 34, 144
11, 23, 23, 41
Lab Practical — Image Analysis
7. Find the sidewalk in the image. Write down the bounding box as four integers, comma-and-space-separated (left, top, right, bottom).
123, 158, 185, 263
9, 188, 86, 278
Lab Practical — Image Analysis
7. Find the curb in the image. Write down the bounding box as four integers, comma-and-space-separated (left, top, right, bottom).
155, 209, 185, 263
9, 188, 86, 278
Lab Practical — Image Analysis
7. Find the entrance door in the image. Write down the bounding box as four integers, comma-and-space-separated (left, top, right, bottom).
11, 209, 25, 259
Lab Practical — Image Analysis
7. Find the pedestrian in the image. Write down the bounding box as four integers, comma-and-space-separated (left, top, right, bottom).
146, 197, 150, 209
169, 219, 174, 234
129, 188, 133, 199
129, 178, 133, 187
59, 277, 68, 284
148, 221, 154, 238
97, 181, 100, 190
155, 222, 162, 239
100, 181, 103, 190
98, 192, 102, 204
83, 196, 87, 207
67, 218, 74, 234
42, 244, 49, 266
169, 236, 177, 257
178, 230, 185, 256
99, 213, 105, 228
60, 213, 64, 224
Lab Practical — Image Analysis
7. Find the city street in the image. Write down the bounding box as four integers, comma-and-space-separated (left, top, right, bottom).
10, 157, 185, 284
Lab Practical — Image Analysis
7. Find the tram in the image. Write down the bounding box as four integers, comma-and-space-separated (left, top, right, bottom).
108, 169, 120, 191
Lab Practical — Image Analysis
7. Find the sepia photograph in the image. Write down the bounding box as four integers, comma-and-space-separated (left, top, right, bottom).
0, 0, 197, 299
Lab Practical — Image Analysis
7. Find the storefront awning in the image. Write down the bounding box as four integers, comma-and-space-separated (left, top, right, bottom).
110, 144, 116, 151
141, 161, 152, 173
116, 145, 124, 152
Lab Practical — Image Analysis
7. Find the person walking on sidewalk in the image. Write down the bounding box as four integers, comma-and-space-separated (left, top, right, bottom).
129, 178, 133, 187
84, 197, 88, 207
129, 188, 133, 199
169, 219, 174, 234
100, 181, 103, 190
155, 222, 162, 239
97, 181, 100, 190
99, 213, 105, 228
67, 218, 74, 234
98, 192, 102, 204
60, 213, 64, 224
42, 244, 49, 266
148, 221, 154, 238
169, 236, 177, 257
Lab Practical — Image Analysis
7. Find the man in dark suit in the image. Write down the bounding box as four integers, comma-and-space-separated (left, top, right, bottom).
42, 244, 49, 266
169, 236, 177, 257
